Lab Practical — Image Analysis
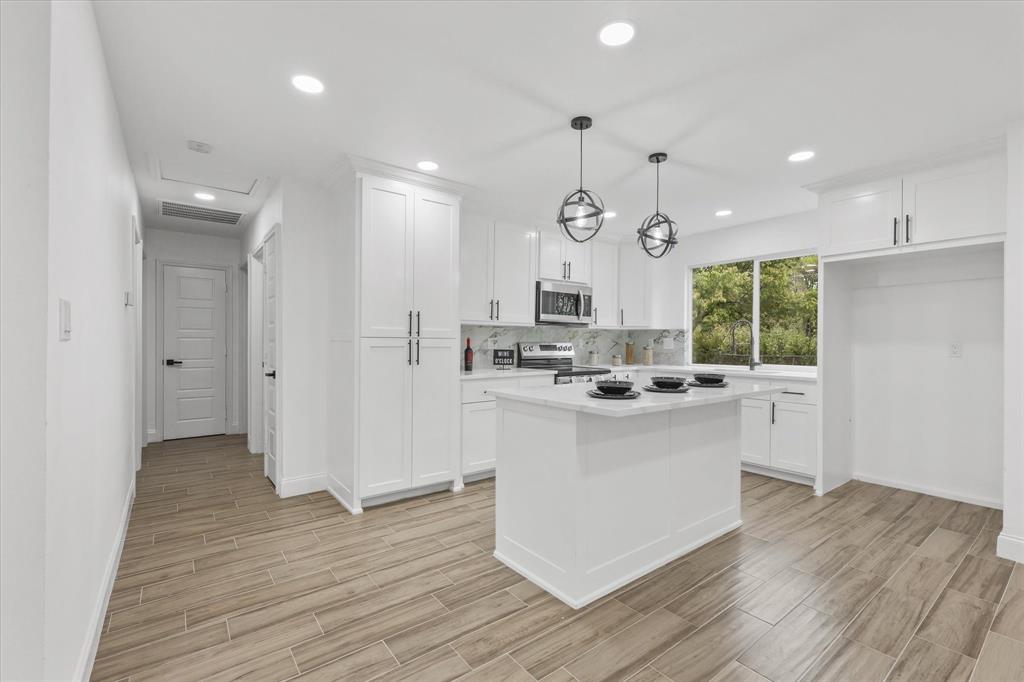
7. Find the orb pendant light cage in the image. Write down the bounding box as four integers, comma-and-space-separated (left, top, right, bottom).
637, 152, 678, 258
556, 116, 605, 243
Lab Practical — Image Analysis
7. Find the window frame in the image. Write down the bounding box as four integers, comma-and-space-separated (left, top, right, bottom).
687, 250, 819, 370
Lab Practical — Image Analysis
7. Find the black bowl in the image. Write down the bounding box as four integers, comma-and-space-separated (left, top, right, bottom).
650, 376, 687, 389
693, 372, 726, 385
594, 380, 634, 395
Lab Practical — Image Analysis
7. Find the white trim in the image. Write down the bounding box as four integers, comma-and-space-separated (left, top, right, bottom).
326, 473, 361, 515
741, 462, 815, 487
996, 532, 1024, 563
819, 233, 1006, 264
360, 481, 458, 510
345, 155, 472, 196
277, 473, 326, 498
494, 519, 742, 609
78, 476, 135, 681
146, 428, 160, 444
853, 472, 1002, 509
463, 470, 495, 484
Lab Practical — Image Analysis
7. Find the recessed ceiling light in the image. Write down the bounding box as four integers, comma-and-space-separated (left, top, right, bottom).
788, 150, 815, 162
599, 22, 635, 47
417, 160, 439, 171
715, 209, 732, 217
194, 192, 215, 201
291, 74, 324, 94
604, 211, 617, 218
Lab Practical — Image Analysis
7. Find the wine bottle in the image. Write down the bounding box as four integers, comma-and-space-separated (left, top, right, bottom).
463, 338, 474, 372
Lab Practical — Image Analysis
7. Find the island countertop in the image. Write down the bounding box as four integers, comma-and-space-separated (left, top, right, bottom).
488, 381, 782, 418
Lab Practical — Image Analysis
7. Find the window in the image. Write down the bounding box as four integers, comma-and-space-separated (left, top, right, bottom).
691, 255, 818, 367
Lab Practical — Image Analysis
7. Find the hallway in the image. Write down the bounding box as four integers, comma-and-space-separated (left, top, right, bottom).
94, 436, 1021, 681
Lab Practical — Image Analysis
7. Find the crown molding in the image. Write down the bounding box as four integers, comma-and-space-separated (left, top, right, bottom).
326, 154, 476, 196
803, 136, 1005, 195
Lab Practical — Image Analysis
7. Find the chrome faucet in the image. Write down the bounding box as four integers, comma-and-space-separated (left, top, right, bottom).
730, 319, 762, 371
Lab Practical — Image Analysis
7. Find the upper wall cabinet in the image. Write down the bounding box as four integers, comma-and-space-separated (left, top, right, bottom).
538, 229, 592, 285
361, 176, 459, 338
460, 216, 537, 325
591, 240, 620, 327
618, 242, 650, 327
821, 153, 1006, 258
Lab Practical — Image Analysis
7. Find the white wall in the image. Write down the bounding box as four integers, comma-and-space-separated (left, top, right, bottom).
45, 1, 142, 679
143, 228, 246, 441
1000, 121, 1024, 561
0, 2, 50, 678
847, 247, 1004, 507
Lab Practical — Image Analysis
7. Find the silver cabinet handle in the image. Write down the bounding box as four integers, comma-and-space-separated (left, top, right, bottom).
781, 390, 805, 395
893, 217, 898, 246
408, 339, 412, 365
408, 310, 413, 336
562, 262, 567, 279
771, 401, 776, 424
489, 299, 494, 320
416, 339, 420, 365
905, 214, 911, 243
620, 309, 624, 325
496, 300, 500, 320
416, 311, 421, 336
568, 261, 572, 280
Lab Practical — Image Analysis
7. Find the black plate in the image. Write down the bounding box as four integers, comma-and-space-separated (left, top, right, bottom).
650, 376, 688, 389
686, 380, 729, 388
587, 389, 640, 400
642, 385, 691, 394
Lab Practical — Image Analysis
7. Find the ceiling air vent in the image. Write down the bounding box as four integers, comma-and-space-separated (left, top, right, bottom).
160, 201, 244, 225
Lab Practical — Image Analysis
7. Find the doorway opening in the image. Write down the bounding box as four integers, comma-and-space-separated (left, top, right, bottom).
247, 228, 281, 488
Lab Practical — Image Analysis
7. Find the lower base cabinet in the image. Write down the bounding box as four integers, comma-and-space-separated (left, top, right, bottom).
741, 392, 817, 478
461, 374, 553, 476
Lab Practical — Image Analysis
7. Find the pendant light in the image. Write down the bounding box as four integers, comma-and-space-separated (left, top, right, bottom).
637, 152, 678, 258
556, 116, 605, 243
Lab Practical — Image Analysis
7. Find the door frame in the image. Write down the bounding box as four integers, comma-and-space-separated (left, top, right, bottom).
155, 259, 234, 442
246, 250, 264, 455
247, 226, 282, 491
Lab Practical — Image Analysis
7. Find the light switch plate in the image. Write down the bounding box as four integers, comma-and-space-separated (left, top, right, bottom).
58, 298, 71, 341
950, 343, 962, 358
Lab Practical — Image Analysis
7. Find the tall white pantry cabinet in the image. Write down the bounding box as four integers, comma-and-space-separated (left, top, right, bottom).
339, 172, 462, 510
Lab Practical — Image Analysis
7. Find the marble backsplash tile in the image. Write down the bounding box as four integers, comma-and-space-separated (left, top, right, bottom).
462, 325, 687, 367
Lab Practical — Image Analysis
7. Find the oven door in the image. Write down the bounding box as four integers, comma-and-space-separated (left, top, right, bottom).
536, 281, 593, 325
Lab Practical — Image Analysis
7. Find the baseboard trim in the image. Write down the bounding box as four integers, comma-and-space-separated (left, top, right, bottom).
997, 532, 1024, 563
741, 463, 814, 487
78, 475, 135, 681
852, 472, 1002, 509
278, 473, 327, 498
360, 481, 455, 510
463, 470, 495, 484
326, 473, 361, 515
146, 428, 160, 444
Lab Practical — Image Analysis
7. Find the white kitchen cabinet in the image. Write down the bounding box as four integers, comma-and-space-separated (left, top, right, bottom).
768, 400, 817, 477
824, 179, 903, 255
359, 337, 458, 497
537, 229, 592, 285
591, 240, 619, 327
460, 217, 536, 325
361, 176, 459, 338
740, 398, 772, 467
462, 402, 497, 474
618, 242, 650, 327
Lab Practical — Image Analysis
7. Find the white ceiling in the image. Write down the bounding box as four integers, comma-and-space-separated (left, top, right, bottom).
93, 1, 1024, 238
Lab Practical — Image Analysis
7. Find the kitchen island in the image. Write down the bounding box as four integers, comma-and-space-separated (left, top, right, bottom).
488, 380, 781, 608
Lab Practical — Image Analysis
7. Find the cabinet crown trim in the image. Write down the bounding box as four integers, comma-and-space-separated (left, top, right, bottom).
348, 155, 473, 196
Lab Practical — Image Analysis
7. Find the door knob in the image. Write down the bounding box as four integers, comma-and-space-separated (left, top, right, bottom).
265, 370, 276, 379
165, 359, 183, 366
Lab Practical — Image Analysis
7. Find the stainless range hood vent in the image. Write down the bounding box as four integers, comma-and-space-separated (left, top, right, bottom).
160, 201, 244, 225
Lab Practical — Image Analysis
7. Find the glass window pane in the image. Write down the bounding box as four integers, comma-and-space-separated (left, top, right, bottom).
759, 255, 818, 366
691, 260, 754, 365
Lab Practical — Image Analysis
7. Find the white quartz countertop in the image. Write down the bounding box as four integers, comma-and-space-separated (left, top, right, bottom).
488, 381, 783, 417
460, 367, 557, 381
597, 364, 818, 382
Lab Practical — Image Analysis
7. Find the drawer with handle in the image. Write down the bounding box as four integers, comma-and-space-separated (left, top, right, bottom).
772, 382, 818, 405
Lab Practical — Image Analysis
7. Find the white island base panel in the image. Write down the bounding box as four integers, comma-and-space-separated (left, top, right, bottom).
494, 397, 741, 609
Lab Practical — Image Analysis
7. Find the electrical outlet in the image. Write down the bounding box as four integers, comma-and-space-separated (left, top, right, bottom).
950, 343, 962, 358
661, 337, 674, 350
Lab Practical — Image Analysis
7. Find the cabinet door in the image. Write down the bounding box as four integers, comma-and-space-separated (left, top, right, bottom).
538, 230, 565, 280
903, 156, 1006, 246
460, 216, 494, 323
563, 238, 592, 285
591, 240, 619, 327
824, 179, 903, 256
492, 223, 537, 325
359, 338, 412, 496
618, 243, 650, 327
769, 400, 817, 476
413, 188, 460, 338
412, 337, 458, 487
740, 398, 771, 467
361, 177, 414, 337
462, 401, 497, 475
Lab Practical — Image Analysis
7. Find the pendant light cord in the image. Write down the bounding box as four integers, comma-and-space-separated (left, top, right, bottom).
579, 128, 584, 191
655, 160, 660, 213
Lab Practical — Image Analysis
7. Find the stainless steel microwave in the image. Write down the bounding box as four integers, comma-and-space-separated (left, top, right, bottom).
536, 280, 593, 325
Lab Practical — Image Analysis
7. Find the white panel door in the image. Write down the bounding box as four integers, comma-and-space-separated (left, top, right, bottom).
903, 156, 1006, 246
563, 238, 592, 285
769, 400, 817, 476
411, 337, 458, 486
824, 179, 903, 255
618, 243, 649, 327
262, 234, 278, 485
361, 177, 414, 337
538, 230, 565, 280
491, 222, 536, 325
413, 188, 459, 339
462, 402, 497, 474
591, 240, 619, 327
162, 265, 226, 439
359, 337, 412, 496
459, 215, 493, 323
740, 398, 771, 467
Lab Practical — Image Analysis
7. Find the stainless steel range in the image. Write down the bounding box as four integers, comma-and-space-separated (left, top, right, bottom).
517, 342, 611, 385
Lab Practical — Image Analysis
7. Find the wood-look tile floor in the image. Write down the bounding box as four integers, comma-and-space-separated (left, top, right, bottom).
94, 435, 1024, 681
